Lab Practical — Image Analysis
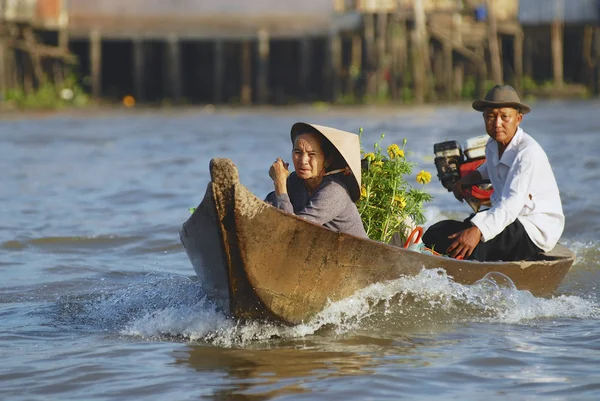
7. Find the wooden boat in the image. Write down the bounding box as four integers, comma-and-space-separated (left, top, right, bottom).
180, 158, 575, 325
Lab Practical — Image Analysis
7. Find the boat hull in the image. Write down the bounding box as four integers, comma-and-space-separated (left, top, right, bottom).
180, 159, 575, 325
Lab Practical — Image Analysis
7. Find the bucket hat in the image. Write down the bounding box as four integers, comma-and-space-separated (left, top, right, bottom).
290, 122, 361, 202
472, 84, 531, 114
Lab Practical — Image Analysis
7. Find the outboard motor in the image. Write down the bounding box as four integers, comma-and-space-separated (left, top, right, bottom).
434, 135, 493, 212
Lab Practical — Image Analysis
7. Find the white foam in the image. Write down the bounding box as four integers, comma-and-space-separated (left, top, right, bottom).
65, 269, 599, 348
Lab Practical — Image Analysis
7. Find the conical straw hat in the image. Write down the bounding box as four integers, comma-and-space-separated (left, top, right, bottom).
290, 122, 361, 202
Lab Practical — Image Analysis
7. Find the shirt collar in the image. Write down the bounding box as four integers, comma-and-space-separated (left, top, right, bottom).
498, 126, 523, 166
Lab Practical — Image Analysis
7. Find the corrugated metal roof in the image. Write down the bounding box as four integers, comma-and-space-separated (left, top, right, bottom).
519, 0, 600, 24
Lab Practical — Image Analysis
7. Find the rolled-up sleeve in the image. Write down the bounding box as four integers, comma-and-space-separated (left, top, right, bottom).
476, 161, 489, 180
470, 156, 533, 241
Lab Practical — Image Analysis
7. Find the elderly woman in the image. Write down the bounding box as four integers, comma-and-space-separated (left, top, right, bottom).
265, 122, 367, 238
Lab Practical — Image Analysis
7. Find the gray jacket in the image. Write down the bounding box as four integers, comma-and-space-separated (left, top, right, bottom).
265, 172, 367, 238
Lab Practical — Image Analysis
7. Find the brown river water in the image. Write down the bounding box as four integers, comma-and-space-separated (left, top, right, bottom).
1, 101, 599, 400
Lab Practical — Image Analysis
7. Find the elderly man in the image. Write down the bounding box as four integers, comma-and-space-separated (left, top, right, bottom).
423, 85, 565, 261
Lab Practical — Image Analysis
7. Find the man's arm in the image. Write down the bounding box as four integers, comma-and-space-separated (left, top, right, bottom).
452, 170, 484, 202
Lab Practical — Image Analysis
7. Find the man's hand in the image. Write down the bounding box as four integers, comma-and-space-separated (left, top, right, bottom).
446, 225, 482, 260
451, 180, 465, 202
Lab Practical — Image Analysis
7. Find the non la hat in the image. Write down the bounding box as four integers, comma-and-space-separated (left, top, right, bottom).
472, 84, 531, 114
290, 122, 361, 202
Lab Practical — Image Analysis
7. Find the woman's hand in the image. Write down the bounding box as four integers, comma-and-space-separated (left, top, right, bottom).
269, 158, 289, 195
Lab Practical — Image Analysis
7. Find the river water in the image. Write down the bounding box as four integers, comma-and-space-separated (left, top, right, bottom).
2, 101, 599, 400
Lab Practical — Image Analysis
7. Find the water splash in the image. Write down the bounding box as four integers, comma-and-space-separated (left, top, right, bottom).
52, 269, 600, 348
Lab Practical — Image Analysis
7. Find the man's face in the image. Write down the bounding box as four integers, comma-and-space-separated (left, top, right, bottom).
483, 107, 523, 146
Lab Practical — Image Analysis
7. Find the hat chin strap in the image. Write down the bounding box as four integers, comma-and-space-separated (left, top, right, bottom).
323, 167, 351, 177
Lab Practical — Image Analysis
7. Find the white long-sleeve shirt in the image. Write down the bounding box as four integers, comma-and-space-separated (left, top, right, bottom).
471, 127, 565, 252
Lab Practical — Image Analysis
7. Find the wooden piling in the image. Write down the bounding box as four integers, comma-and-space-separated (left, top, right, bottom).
347, 34, 362, 99
133, 37, 145, 103
443, 40, 453, 100
241, 40, 252, 105
90, 30, 102, 99
327, 32, 342, 102
485, 0, 502, 84
364, 13, 377, 100
412, 0, 430, 104
513, 31, 524, 93
299, 38, 311, 101
376, 12, 388, 100
257, 29, 270, 104
551, 20, 564, 88
166, 34, 182, 103
213, 40, 224, 104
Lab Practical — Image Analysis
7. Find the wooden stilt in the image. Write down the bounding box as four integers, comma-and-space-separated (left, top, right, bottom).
0, 39, 6, 96
347, 34, 362, 99
485, 0, 502, 84
241, 40, 252, 105
454, 60, 464, 98
90, 30, 102, 99
412, 0, 427, 103
133, 37, 145, 103
513, 32, 523, 93
476, 45, 488, 98
551, 19, 564, 88
166, 34, 181, 103
328, 32, 342, 102
524, 35, 533, 78
213, 40, 224, 104
299, 38, 312, 101
376, 12, 387, 101
443, 40, 453, 100
257, 29, 270, 104
364, 13, 377, 100
595, 28, 600, 94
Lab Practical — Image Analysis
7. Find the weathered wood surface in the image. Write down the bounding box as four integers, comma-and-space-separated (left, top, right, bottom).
180, 158, 575, 325
66, 0, 359, 39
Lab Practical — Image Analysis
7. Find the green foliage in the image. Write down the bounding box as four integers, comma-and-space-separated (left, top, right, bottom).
357, 129, 433, 243
4, 74, 89, 109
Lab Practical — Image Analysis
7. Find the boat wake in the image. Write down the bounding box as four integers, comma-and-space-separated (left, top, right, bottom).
48, 263, 600, 347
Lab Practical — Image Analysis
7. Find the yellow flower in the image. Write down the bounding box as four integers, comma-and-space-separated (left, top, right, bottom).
416, 170, 432, 185
360, 185, 368, 199
387, 144, 404, 159
372, 161, 384, 167
364, 152, 375, 161
393, 195, 407, 209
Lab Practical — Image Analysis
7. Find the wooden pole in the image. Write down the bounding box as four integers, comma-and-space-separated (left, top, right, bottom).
133, 37, 145, 103
328, 32, 342, 102
241, 40, 252, 105
513, 31, 524, 93
299, 38, 311, 101
376, 12, 388, 101
90, 30, 102, 99
551, 20, 564, 88
524, 35, 533, 78
412, 0, 430, 103
166, 34, 182, 103
214, 40, 224, 104
443, 40, 453, 100
595, 28, 600, 95
485, 0, 502, 84
256, 29, 270, 104
364, 13, 377, 100
0, 39, 6, 97
347, 34, 362, 99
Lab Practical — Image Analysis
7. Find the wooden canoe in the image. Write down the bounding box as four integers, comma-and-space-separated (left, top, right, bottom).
179, 158, 575, 325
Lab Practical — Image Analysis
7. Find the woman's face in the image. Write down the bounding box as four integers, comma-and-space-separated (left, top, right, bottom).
292, 133, 327, 180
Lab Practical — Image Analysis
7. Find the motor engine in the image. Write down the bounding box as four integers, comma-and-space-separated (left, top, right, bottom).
433, 135, 493, 212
